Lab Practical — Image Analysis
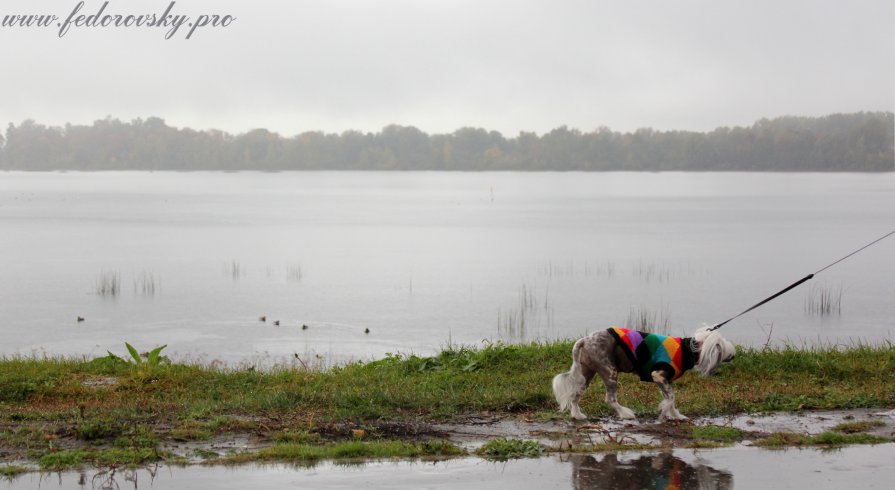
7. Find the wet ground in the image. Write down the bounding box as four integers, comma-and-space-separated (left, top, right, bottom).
432, 408, 895, 452
3, 409, 894, 489
4, 444, 895, 489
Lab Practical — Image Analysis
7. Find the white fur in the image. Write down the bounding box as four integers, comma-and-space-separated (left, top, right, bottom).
693, 326, 736, 376
553, 326, 735, 423
552, 339, 589, 419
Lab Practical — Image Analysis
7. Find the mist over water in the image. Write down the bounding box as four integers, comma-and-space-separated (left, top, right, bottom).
2, 171, 893, 365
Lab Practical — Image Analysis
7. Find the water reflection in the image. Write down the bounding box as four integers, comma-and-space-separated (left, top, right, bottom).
35, 465, 158, 490
567, 452, 733, 490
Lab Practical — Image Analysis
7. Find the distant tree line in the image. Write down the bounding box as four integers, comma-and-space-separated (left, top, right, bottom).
0, 112, 892, 171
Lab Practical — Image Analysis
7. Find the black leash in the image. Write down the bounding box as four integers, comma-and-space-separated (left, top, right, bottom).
709, 229, 895, 331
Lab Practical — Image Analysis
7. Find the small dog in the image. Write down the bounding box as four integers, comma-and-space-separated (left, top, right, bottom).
553, 326, 735, 422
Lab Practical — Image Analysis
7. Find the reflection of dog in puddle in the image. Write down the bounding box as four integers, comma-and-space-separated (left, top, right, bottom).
553, 326, 735, 422
566, 452, 733, 490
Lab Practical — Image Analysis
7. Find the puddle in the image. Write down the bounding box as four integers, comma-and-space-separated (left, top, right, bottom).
433, 409, 895, 452
699, 408, 895, 438
4, 444, 894, 489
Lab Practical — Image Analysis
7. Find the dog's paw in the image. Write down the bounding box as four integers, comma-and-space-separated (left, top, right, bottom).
571, 409, 588, 420
659, 413, 689, 423
617, 407, 637, 420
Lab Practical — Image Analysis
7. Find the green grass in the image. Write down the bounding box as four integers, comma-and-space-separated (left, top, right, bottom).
475, 438, 544, 460
755, 431, 892, 448
1, 341, 894, 467
225, 440, 464, 464
831, 420, 885, 433
0, 465, 28, 478
691, 425, 742, 443
3, 342, 894, 420
38, 448, 162, 470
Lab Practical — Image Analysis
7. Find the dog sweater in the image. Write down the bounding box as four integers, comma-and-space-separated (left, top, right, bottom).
607, 327, 696, 382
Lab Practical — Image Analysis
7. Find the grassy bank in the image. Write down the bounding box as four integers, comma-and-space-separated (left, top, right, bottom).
2, 341, 894, 469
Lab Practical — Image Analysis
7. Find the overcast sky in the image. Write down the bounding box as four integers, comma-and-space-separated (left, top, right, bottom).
1, 0, 892, 136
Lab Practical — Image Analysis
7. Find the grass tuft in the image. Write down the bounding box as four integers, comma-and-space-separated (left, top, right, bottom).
755, 431, 891, 448
475, 438, 544, 460
38, 448, 161, 470
691, 425, 742, 443
831, 420, 885, 434
227, 440, 464, 464
0, 465, 29, 478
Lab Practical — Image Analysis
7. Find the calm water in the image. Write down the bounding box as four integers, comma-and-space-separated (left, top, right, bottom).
5, 445, 895, 489
1, 171, 893, 365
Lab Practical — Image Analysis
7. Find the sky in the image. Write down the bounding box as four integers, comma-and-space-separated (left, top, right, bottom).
0, 0, 893, 137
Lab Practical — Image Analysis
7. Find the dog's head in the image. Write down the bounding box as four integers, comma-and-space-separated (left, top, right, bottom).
692, 325, 736, 376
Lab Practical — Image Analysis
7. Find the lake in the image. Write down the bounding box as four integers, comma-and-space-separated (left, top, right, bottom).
1, 171, 893, 366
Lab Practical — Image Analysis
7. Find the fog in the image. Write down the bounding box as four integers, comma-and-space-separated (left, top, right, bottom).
0, 0, 892, 135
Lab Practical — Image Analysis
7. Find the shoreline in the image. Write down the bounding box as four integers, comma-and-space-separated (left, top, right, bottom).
2, 342, 894, 471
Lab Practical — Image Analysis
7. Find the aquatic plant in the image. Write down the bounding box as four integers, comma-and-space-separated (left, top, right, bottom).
623, 305, 669, 334
286, 264, 303, 282
224, 260, 244, 279
805, 283, 842, 316
94, 270, 120, 297
497, 284, 555, 339
133, 271, 159, 296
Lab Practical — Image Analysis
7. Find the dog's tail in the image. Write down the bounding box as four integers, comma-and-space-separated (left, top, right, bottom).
552, 338, 587, 412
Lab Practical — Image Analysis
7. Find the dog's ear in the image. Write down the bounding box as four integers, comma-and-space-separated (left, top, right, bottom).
711, 343, 723, 367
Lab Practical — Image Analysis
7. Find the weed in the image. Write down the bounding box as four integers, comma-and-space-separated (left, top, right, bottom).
193, 448, 220, 460
691, 425, 742, 443
102, 343, 168, 367
497, 284, 554, 339
475, 438, 544, 460
272, 430, 323, 445
133, 271, 159, 296
229, 440, 464, 464
95, 270, 121, 297
623, 305, 669, 334
755, 431, 891, 448
805, 283, 842, 316
831, 420, 885, 434
38, 448, 161, 470
225, 260, 244, 279
170, 425, 213, 442
287, 264, 303, 282
0, 465, 28, 478
114, 425, 159, 449
76, 416, 121, 441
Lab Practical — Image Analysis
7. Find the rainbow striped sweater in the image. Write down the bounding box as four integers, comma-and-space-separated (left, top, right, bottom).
607, 327, 696, 382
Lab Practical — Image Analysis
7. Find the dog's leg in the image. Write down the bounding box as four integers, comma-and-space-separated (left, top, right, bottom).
567, 365, 595, 420
597, 366, 636, 420
554, 339, 594, 420
652, 371, 687, 422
